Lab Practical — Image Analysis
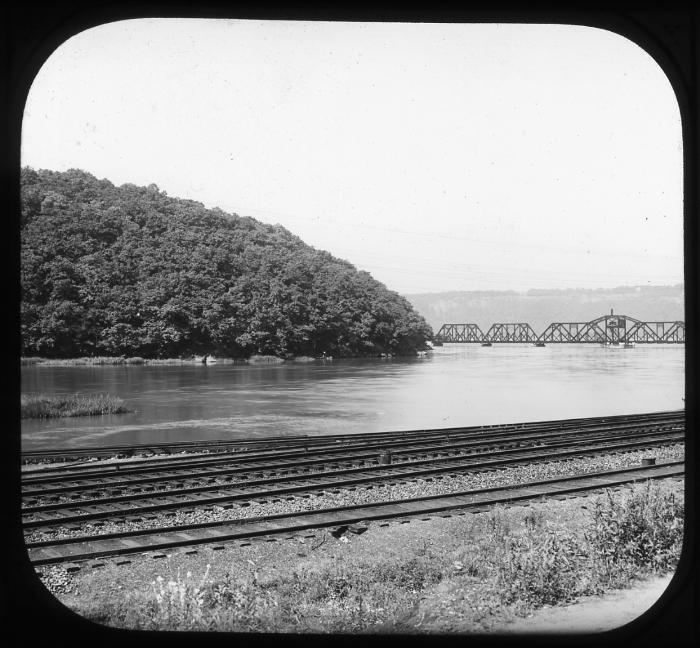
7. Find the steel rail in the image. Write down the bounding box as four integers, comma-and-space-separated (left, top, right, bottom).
22, 414, 683, 487
22, 425, 683, 501
25, 461, 684, 566
22, 410, 683, 468
22, 424, 683, 505
22, 433, 682, 528
22, 413, 683, 490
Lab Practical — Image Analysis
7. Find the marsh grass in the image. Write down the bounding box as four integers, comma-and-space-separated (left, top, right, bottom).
21, 393, 131, 418
78, 481, 684, 633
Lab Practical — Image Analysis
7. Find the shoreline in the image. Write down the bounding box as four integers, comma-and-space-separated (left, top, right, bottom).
21, 351, 429, 367
22, 356, 253, 366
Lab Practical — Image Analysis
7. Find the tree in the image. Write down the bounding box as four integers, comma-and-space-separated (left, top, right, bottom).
21, 168, 433, 358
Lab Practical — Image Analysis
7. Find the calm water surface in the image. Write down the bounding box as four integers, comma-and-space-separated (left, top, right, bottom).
21, 345, 685, 450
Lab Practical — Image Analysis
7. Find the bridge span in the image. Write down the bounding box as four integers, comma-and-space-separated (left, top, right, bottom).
433, 312, 685, 345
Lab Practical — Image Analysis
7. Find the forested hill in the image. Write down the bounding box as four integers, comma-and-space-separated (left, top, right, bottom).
405, 285, 684, 333
20, 168, 432, 358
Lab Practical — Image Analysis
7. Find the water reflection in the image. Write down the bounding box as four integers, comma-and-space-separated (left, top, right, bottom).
21, 345, 684, 450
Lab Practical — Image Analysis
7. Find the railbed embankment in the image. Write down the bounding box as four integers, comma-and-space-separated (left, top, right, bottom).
24, 443, 684, 543
34, 477, 684, 633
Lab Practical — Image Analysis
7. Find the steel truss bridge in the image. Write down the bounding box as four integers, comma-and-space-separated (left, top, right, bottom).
433, 313, 685, 345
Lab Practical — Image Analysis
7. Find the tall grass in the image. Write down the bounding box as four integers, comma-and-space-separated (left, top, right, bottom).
86, 554, 444, 633
21, 393, 131, 418
80, 481, 683, 633
495, 481, 684, 608
585, 481, 684, 587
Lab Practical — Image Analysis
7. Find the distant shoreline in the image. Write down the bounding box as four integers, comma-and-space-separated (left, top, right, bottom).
22, 356, 237, 366
20, 353, 423, 367
20, 355, 289, 366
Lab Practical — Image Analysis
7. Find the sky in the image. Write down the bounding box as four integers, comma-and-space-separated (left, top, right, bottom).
21, 19, 684, 296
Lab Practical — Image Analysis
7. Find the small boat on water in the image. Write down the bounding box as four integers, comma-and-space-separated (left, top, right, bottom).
481, 342, 492, 347
533, 342, 546, 347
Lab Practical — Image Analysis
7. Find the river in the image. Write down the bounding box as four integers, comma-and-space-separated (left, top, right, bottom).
21, 344, 685, 451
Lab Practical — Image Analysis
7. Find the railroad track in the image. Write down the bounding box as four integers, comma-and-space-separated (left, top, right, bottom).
22, 423, 681, 495
25, 461, 684, 566
23, 412, 683, 490
22, 429, 683, 529
22, 409, 683, 468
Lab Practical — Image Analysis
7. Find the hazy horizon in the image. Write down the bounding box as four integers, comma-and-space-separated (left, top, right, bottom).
404, 283, 684, 297
404, 283, 685, 332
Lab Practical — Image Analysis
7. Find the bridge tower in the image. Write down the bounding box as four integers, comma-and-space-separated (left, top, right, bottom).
606, 309, 627, 345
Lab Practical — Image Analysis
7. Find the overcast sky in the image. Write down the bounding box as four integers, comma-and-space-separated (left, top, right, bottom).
21, 19, 683, 295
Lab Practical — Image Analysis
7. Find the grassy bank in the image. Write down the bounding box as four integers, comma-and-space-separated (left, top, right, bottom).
49, 479, 683, 633
21, 393, 131, 418
21, 356, 230, 366
22, 355, 296, 366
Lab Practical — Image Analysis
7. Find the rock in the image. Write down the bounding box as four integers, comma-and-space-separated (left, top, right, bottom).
329, 525, 349, 538
348, 523, 369, 535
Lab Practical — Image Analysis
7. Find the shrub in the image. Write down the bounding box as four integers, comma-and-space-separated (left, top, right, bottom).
495, 482, 684, 608
496, 526, 587, 607
372, 557, 443, 592
585, 482, 684, 587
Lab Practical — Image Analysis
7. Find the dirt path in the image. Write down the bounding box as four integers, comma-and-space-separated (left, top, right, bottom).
498, 573, 674, 634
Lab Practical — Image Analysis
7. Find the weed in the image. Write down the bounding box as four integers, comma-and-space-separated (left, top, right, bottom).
496, 527, 587, 607
523, 507, 545, 533
77, 481, 684, 633
585, 481, 684, 588
486, 505, 512, 541
496, 481, 684, 607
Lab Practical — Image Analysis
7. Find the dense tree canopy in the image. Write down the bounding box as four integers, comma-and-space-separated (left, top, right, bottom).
21, 168, 432, 358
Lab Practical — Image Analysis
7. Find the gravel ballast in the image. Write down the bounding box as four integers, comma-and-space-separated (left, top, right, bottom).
24, 444, 683, 543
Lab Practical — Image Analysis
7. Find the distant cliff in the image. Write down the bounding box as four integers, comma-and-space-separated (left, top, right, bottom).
21, 168, 432, 358
405, 285, 685, 333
